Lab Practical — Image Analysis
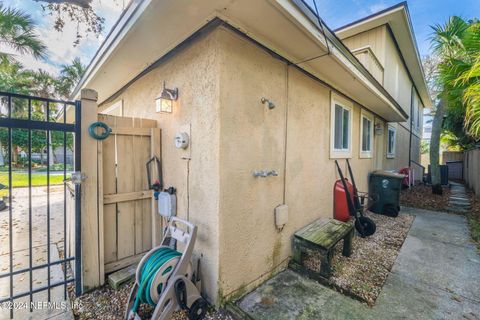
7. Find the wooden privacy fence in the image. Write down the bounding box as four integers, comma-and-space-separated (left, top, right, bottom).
464, 148, 480, 198
99, 114, 162, 274
442, 151, 464, 164
67, 90, 162, 292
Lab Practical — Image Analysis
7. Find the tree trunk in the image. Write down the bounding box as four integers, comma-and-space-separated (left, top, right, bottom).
430, 100, 445, 195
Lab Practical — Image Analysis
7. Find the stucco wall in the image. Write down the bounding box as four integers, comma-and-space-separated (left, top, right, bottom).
342, 25, 424, 172
99, 30, 222, 303
216, 28, 376, 299
384, 123, 419, 170
98, 24, 422, 305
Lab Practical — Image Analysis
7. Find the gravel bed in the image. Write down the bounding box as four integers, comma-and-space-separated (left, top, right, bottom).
303, 212, 414, 306
400, 184, 451, 211
68, 281, 234, 320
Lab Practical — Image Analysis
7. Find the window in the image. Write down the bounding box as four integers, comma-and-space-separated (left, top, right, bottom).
334, 104, 350, 150
360, 112, 373, 158
387, 125, 396, 158
330, 94, 352, 158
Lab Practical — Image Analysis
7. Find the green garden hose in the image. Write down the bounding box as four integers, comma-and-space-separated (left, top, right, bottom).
88, 121, 112, 140
132, 247, 182, 312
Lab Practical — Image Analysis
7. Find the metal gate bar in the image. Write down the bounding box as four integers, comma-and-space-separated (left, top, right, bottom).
7, 95, 13, 319
28, 98, 33, 312
63, 102, 68, 301
74, 100, 82, 296
0, 91, 81, 318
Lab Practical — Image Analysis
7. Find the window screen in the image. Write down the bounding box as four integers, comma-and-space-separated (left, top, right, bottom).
362, 117, 371, 152
388, 128, 395, 154
333, 104, 350, 150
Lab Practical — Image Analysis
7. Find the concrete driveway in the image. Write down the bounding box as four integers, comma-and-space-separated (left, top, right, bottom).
239, 207, 480, 320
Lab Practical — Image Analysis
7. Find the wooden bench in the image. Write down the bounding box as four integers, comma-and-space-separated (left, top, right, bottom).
292, 218, 354, 278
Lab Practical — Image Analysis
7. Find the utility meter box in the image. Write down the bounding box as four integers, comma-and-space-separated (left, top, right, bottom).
158, 191, 176, 218
275, 204, 288, 229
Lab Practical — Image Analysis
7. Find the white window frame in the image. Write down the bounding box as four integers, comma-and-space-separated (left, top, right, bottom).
330, 93, 353, 159
387, 125, 396, 158
359, 110, 374, 158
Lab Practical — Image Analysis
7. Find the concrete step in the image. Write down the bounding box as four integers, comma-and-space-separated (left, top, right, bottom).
449, 198, 471, 204
449, 205, 471, 210
450, 196, 470, 200
447, 207, 470, 213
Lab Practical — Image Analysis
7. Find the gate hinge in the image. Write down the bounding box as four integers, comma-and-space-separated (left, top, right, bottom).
71, 172, 87, 185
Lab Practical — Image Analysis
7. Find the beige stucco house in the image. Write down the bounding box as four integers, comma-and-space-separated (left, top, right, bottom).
73, 0, 431, 305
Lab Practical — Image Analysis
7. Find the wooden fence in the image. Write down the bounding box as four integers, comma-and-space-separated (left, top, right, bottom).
442, 151, 464, 164
99, 114, 162, 274
464, 148, 480, 198
67, 90, 162, 291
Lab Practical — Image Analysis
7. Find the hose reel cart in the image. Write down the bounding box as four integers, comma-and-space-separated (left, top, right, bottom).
125, 217, 207, 320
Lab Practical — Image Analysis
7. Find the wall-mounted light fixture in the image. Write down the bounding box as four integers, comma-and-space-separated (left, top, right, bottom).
156, 82, 178, 113
375, 123, 384, 135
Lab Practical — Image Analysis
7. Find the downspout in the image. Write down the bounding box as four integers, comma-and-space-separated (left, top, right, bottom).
408, 85, 414, 166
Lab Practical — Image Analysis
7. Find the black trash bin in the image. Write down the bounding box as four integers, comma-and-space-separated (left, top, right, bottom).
368, 170, 406, 217
427, 165, 449, 185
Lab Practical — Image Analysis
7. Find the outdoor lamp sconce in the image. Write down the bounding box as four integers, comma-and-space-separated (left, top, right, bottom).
375, 123, 384, 135
261, 97, 275, 110
156, 82, 178, 113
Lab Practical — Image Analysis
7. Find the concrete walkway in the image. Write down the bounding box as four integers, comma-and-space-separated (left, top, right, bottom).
239, 207, 480, 320
448, 182, 472, 213
0, 187, 74, 320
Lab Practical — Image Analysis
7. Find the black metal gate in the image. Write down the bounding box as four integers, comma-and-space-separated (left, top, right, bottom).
0, 91, 81, 318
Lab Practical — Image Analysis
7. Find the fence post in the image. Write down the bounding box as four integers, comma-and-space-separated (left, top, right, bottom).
80, 88, 102, 292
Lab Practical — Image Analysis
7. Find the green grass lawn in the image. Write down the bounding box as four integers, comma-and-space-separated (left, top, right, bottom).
0, 172, 69, 197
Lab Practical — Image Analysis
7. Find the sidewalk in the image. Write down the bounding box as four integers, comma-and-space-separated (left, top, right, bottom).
238, 207, 480, 319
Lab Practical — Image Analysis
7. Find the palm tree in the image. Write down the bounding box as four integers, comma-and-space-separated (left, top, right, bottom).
55, 58, 86, 98
429, 16, 470, 194
429, 17, 480, 194
0, 4, 47, 60
455, 22, 480, 137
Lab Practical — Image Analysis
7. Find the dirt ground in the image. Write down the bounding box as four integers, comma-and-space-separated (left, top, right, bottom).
303, 212, 414, 306
400, 184, 451, 212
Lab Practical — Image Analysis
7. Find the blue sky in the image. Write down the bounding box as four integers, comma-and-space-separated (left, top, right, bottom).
3, 0, 480, 75
305, 0, 480, 57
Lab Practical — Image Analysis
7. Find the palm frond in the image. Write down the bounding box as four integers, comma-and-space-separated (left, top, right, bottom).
0, 4, 47, 59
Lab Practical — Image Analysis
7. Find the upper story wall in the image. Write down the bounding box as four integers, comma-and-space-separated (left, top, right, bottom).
342, 26, 386, 85
383, 28, 413, 117
341, 25, 418, 120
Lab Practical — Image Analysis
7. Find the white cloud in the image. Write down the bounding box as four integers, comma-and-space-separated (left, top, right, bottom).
0, 44, 59, 75
2, 0, 126, 74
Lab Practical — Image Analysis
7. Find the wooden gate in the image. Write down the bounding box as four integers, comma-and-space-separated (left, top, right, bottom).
66, 113, 162, 285
98, 114, 162, 274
